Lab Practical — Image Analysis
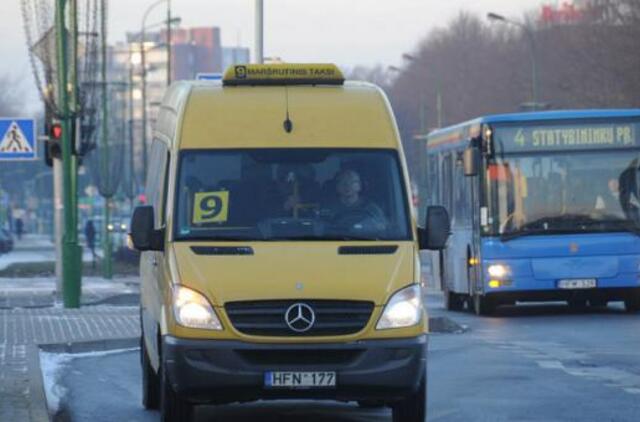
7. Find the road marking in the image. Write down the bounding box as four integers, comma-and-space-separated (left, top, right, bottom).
484, 339, 640, 396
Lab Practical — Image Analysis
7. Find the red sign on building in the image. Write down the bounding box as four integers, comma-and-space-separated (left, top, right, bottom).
541, 2, 586, 24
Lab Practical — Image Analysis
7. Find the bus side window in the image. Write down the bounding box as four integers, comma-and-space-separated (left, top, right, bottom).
454, 153, 470, 226
442, 153, 454, 216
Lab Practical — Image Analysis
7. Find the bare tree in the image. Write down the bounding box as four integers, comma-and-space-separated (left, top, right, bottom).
382, 0, 640, 177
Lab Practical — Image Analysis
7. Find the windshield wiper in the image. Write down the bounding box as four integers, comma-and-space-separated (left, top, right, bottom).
499, 227, 569, 242
177, 236, 257, 241
598, 219, 640, 236
262, 235, 381, 241
500, 214, 640, 240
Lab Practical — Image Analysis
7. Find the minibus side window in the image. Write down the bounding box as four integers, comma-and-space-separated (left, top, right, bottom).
146, 139, 169, 228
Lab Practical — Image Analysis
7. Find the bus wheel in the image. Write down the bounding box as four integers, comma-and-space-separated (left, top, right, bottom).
473, 294, 495, 316
444, 286, 464, 311
624, 290, 640, 313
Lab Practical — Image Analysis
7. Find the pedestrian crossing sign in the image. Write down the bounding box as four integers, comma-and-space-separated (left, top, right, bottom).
0, 118, 36, 160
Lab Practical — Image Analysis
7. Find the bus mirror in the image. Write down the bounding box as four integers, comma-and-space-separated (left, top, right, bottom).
130, 206, 164, 251
463, 147, 479, 177
420, 206, 451, 250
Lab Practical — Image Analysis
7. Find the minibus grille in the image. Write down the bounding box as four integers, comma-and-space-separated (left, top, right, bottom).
225, 300, 375, 337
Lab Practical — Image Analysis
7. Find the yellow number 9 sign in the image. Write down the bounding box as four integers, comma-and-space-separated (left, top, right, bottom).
192, 191, 229, 224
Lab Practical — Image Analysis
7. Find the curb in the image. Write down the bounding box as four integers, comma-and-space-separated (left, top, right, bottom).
27, 344, 51, 422
32, 337, 139, 422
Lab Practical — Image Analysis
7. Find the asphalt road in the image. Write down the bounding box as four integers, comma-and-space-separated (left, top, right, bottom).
55, 297, 640, 421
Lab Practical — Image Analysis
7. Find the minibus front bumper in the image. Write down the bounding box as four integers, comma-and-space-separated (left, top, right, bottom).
162, 334, 427, 404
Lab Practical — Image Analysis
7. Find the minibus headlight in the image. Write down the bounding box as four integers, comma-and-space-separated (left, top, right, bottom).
487, 264, 511, 279
376, 285, 423, 330
172, 285, 222, 330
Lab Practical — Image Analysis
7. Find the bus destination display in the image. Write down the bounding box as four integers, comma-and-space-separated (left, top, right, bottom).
496, 121, 639, 152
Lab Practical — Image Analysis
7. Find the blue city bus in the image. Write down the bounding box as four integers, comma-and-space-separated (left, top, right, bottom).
422, 109, 640, 315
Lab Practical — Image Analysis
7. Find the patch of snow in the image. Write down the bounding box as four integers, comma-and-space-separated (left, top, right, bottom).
39, 351, 73, 414
39, 347, 139, 414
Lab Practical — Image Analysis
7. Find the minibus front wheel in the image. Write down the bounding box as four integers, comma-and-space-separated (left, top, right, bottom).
392, 375, 427, 422
160, 360, 192, 422
141, 336, 160, 410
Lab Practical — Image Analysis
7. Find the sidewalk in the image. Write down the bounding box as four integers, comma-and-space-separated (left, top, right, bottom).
0, 235, 142, 421
0, 276, 139, 309
0, 234, 104, 271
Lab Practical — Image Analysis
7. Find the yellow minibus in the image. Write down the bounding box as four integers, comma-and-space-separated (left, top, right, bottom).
130, 63, 450, 422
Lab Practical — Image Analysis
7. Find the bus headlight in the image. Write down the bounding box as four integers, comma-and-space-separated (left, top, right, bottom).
487, 264, 511, 279
172, 285, 222, 330
376, 285, 423, 330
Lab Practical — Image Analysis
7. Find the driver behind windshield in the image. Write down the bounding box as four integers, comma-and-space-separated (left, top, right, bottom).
326, 169, 387, 231
595, 178, 625, 218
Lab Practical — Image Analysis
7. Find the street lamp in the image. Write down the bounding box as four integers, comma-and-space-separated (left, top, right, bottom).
388, 61, 430, 224
398, 53, 444, 129
487, 12, 539, 108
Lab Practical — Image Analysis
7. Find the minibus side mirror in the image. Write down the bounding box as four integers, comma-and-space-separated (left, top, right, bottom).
419, 206, 451, 250
130, 206, 164, 251
463, 147, 479, 177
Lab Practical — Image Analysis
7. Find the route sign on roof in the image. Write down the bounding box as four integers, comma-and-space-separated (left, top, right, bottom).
0, 119, 37, 161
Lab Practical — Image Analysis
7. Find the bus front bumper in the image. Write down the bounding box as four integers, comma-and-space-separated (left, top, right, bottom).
486, 286, 640, 303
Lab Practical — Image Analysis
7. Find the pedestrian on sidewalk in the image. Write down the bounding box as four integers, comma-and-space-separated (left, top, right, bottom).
15, 217, 23, 240
85, 219, 97, 268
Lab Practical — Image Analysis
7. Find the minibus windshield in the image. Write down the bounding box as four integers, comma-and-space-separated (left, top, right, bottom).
174, 148, 412, 241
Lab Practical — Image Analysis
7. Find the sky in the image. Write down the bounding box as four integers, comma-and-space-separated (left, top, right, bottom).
1, 0, 548, 113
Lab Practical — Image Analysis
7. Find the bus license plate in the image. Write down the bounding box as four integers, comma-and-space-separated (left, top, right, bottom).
558, 279, 597, 289
265, 371, 336, 388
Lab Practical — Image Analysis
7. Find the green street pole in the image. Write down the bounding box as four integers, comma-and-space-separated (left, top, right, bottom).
100, 0, 113, 279
70, 0, 80, 262
55, 0, 82, 308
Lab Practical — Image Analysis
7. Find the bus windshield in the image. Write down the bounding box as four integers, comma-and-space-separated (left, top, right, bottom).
174, 148, 411, 241
485, 150, 640, 238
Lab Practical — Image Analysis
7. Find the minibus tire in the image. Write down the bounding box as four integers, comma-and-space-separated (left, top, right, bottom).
392, 376, 427, 422
160, 361, 192, 422
141, 337, 160, 410
624, 290, 640, 313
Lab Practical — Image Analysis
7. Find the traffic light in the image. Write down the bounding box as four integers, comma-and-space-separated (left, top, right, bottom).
44, 121, 63, 167
51, 122, 62, 140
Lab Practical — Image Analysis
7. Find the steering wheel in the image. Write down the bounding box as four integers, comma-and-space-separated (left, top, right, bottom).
335, 208, 386, 231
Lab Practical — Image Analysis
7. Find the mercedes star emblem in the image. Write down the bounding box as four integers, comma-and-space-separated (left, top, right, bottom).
285, 303, 316, 333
